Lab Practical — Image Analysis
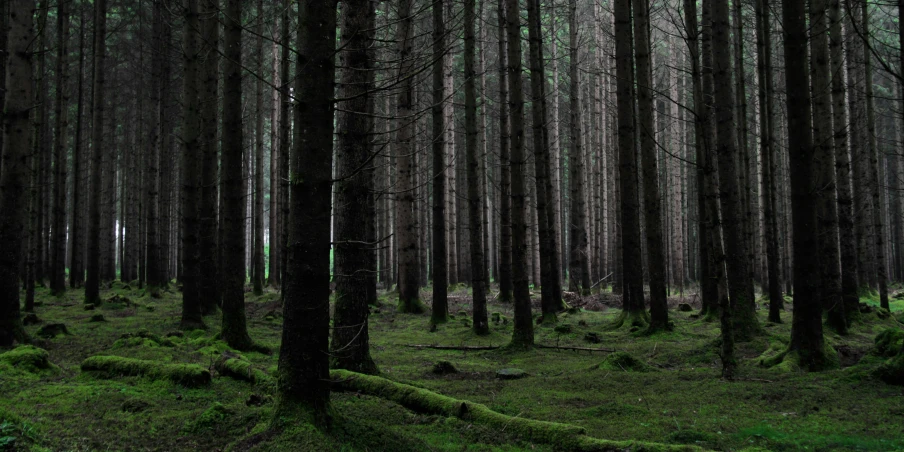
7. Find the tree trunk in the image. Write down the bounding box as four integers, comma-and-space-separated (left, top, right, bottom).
332, 0, 378, 374
199, 0, 220, 314
632, 0, 669, 331
85, 0, 108, 304
505, 0, 534, 347
567, 0, 591, 295
50, 0, 70, 295
394, 0, 423, 313
0, 0, 34, 346
615, 0, 647, 327
278, 0, 291, 295
70, 5, 87, 289
810, 0, 846, 333
251, 0, 265, 296
180, 0, 204, 330
781, 0, 834, 371
276, 0, 337, 427
220, 0, 253, 351
431, 0, 449, 324
497, 0, 513, 303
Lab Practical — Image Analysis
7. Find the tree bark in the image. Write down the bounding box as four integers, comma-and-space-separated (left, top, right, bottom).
50, 0, 70, 295
431, 0, 449, 323
85, 0, 108, 304
199, 0, 220, 314
497, 0, 513, 303
567, 0, 591, 294
276, 0, 337, 427
251, 0, 265, 296
0, 0, 34, 346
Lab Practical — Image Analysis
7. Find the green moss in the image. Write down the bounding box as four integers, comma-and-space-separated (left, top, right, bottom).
214, 354, 273, 387
81, 355, 211, 387
873, 329, 904, 357
597, 352, 654, 372
760, 343, 840, 372
874, 351, 904, 385
0, 345, 59, 375
184, 403, 233, 433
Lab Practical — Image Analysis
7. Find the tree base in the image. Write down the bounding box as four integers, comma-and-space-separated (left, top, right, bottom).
760, 344, 840, 372
610, 310, 650, 330
397, 297, 427, 314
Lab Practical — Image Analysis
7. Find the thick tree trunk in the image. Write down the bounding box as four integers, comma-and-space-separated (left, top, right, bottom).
525, 0, 564, 321
85, 0, 108, 304
278, 0, 291, 295
615, 0, 646, 326
632, 0, 669, 331
180, 0, 204, 330
220, 0, 253, 350
332, 0, 378, 374
464, 0, 489, 335
0, 0, 34, 346
199, 0, 220, 314
755, 0, 783, 322
251, 0, 265, 296
782, 0, 833, 371
810, 0, 846, 333
505, 0, 534, 347
276, 0, 337, 427
50, 0, 70, 295
146, 1, 164, 293
395, 0, 423, 313
70, 6, 86, 289
567, 0, 591, 294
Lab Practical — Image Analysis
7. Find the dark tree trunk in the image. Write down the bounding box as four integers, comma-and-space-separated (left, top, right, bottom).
85, 0, 108, 304
615, 0, 647, 327
431, 0, 449, 324
180, 0, 204, 330
70, 5, 87, 289
331, 0, 378, 374
568, 0, 591, 294
220, 0, 253, 350
633, 0, 669, 332
497, 0, 513, 303
276, 0, 337, 427
50, 0, 70, 295
505, 0, 534, 348
251, 0, 265, 296
146, 0, 164, 293
0, 0, 34, 346
782, 0, 834, 371
199, 0, 220, 314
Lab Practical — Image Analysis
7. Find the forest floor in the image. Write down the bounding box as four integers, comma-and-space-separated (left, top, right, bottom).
1, 282, 903, 451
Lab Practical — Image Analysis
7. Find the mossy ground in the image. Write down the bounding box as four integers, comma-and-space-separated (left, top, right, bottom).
1, 283, 903, 451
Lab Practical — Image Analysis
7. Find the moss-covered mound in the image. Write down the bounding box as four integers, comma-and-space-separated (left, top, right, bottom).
81, 355, 211, 387
874, 329, 904, 357
0, 345, 59, 375
598, 352, 655, 372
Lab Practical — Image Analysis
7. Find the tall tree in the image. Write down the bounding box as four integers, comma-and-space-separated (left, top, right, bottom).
615, 0, 647, 327
50, 0, 70, 295
85, 0, 108, 304
633, 0, 669, 331
567, 0, 591, 293
525, 0, 564, 321
431, 0, 449, 324
331, 0, 379, 374
251, 0, 265, 296
146, 0, 164, 294
779, 0, 835, 370
712, 0, 759, 342
0, 0, 35, 346
465, 0, 489, 335
506, 0, 534, 347
276, 0, 337, 427
70, 4, 87, 289
497, 0, 513, 303
395, 0, 424, 313
180, 0, 204, 330
220, 0, 254, 350
810, 0, 846, 333
199, 0, 220, 314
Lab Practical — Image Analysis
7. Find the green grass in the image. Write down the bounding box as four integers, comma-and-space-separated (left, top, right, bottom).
1, 284, 903, 451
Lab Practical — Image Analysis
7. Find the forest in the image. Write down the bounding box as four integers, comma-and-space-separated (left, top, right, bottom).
1, 0, 904, 449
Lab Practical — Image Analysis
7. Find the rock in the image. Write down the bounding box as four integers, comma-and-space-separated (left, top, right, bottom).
22, 312, 41, 326
584, 332, 602, 344
496, 368, 527, 380
89, 314, 106, 322
431, 361, 458, 375
84, 303, 95, 311
554, 324, 573, 334
37, 323, 70, 339
678, 303, 693, 312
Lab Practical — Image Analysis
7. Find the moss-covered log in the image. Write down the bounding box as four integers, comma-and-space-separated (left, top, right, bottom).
214, 354, 272, 386
81, 355, 211, 387
329, 369, 700, 451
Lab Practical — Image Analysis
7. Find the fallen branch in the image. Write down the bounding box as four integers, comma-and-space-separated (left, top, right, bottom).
405, 344, 501, 351
537, 344, 616, 353
330, 369, 701, 451
589, 273, 614, 290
